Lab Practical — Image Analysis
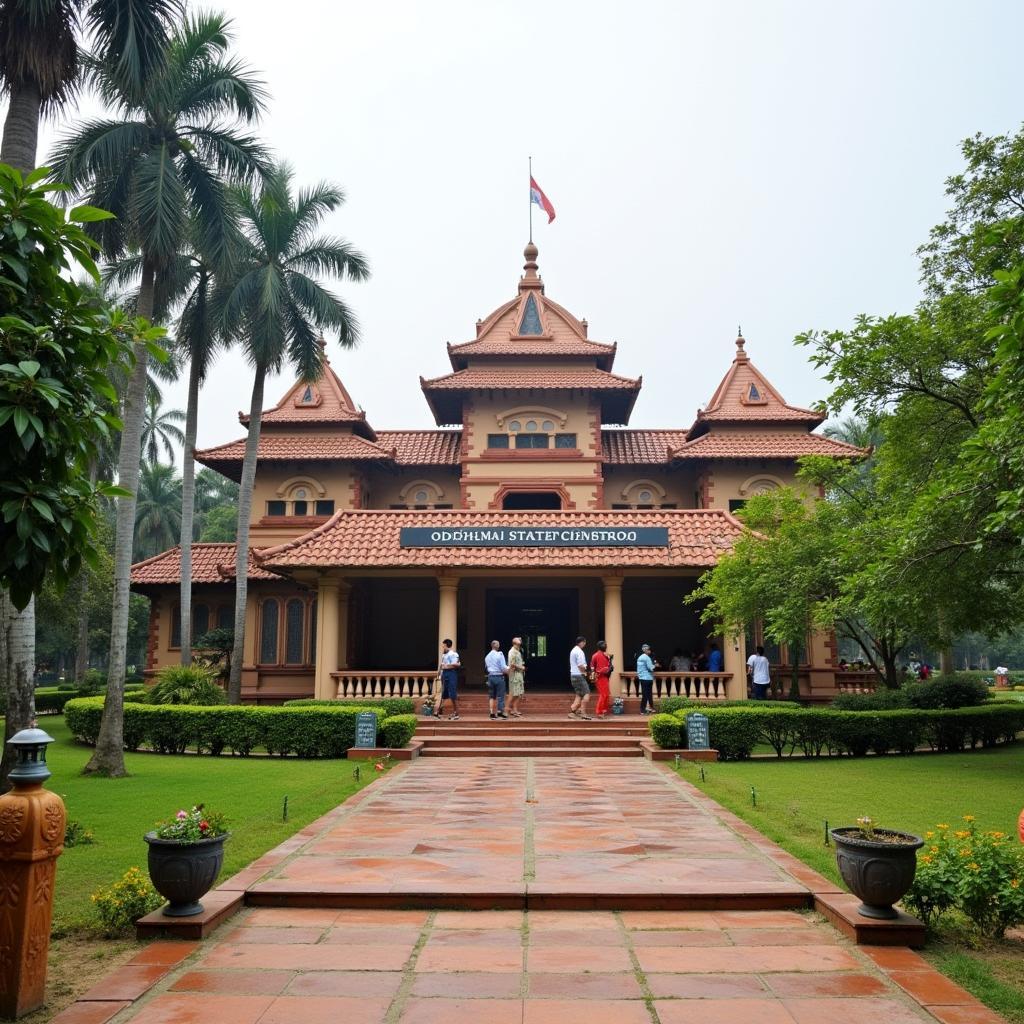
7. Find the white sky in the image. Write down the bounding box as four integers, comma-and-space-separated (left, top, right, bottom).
26, 0, 1024, 448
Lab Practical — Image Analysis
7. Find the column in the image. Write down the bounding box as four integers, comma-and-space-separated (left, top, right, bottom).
314, 578, 339, 700
437, 574, 459, 649
722, 627, 747, 701
603, 575, 624, 696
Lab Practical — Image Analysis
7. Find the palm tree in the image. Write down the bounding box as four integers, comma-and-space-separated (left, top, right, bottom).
134, 461, 182, 559
51, 11, 267, 775
0, 0, 181, 173
220, 162, 369, 703
140, 394, 185, 464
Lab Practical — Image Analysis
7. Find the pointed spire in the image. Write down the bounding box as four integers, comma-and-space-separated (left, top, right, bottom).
317, 334, 329, 362
734, 327, 748, 362
519, 241, 543, 292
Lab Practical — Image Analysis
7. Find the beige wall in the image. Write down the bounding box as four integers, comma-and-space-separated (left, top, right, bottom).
702, 460, 809, 510
602, 467, 699, 508
363, 468, 462, 508
463, 393, 601, 458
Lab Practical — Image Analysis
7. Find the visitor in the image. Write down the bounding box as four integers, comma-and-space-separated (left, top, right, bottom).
707, 642, 723, 673
918, 662, 932, 680
692, 649, 708, 671
437, 638, 461, 721
669, 648, 688, 672
838, 657, 849, 671
636, 643, 657, 714
995, 665, 1010, 688
568, 636, 592, 720
484, 640, 509, 720
591, 640, 613, 718
747, 644, 771, 700
507, 636, 526, 717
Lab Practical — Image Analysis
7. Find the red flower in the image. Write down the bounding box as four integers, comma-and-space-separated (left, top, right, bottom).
374, 762, 384, 771
200, 821, 209, 831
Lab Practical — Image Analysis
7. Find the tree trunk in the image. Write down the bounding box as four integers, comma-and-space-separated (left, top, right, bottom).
74, 461, 99, 685
788, 640, 802, 701
0, 594, 35, 791
0, 83, 41, 175
84, 260, 155, 776
178, 360, 201, 665
227, 366, 265, 705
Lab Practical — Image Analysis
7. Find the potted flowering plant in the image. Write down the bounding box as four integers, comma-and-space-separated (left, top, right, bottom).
830, 816, 923, 920
144, 805, 229, 917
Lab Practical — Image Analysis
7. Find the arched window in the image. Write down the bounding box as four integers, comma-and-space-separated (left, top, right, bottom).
285, 598, 305, 664
193, 604, 209, 640
217, 605, 234, 630
259, 599, 279, 664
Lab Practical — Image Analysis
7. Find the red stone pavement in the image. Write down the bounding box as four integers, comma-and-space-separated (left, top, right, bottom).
52, 758, 1001, 1024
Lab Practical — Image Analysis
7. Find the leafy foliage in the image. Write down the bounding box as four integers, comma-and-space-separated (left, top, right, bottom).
149, 663, 224, 705
153, 803, 227, 841
90, 865, 162, 935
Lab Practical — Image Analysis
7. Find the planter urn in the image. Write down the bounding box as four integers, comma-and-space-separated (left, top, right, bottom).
830, 827, 924, 919
144, 832, 229, 917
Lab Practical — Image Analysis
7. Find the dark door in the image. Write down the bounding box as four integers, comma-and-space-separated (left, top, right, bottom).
487, 590, 576, 688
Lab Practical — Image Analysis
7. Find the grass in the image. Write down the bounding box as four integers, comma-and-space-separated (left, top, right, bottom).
675, 745, 1024, 1022
44, 715, 386, 934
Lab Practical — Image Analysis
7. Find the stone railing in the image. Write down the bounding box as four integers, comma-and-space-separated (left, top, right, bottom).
834, 671, 878, 694
619, 671, 732, 701
331, 671, 437, 700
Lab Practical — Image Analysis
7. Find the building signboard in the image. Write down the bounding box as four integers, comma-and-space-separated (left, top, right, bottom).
400, 526, 670, 548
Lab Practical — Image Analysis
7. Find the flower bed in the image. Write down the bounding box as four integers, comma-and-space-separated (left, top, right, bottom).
649, 703, 1024, 760
64, 697, 417, 757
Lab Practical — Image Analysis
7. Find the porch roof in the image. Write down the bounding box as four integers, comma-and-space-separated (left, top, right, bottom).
255, 509, 746, 572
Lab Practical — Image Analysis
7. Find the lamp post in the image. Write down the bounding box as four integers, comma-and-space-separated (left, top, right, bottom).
0, 728, 65, 1019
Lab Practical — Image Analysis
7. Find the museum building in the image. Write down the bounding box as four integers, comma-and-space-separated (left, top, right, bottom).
131, 243, 862, 704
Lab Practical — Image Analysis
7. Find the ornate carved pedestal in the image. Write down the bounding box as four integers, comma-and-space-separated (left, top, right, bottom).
0, 729, 65, 1020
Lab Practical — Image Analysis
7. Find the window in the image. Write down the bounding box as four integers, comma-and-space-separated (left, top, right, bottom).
267, 500, 286, 516
661, 503, 678, 509
390, 503, 407, 510
193, 604, 209, 640
554, 433, 577, 449
729, 499, 747, 513
508, 419, 522, 432
293, 499, 308, 516
435, 503, 453, 509
259, 599, 279, 664
487, 433, 510, 448
611, 503, 629, 510
217, 605, 234, 630
519, 293, 543, 334
315, 500, 334, 516
285, 598, 305, 664
502, 491, 562, 510
515, 433, 549, 449
170, 606, 181, 648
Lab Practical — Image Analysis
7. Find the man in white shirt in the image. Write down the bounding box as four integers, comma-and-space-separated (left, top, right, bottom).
568, 636, 591, 720
484, 640, 509, 720
437, 639, 461, 720
747, 645, 771, 700
994, 666, 1010, 689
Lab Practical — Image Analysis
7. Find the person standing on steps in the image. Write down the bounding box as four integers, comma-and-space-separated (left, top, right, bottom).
568, 636, 592, 720
747, 644, 771, 700
636, 643, 657, 714
484, 640, 509, 720
508, 636, 526, 717
437, 638, 461, 720
591, 640, 613, 718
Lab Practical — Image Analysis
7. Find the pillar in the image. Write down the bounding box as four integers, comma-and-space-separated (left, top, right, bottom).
314, 578, 339, 700
722, 627, 747, 701
603, 575, 625, 696
437, 575, 459, 650
0, 729, 65, 1019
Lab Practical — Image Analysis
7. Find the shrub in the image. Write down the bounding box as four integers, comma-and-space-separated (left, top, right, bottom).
78, 669, 105, 696
91, 867, 163, 935
648, 713, 682, 749
285, 697, 416, 717
906, 817, 1024, 937
150, 665, 225, 705
380, 714, 418, 748
908, 674, 989, 710
64, 820, 95, 847
34, 691, 72, 714
682, 706, 765, 760
832, 689, 912, 711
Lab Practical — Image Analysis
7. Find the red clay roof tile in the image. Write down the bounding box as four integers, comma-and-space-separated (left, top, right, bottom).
374, 430, 462, 465
421, 367, 641, 391
602, 429, 690, 464
131, 543, 277, 586
671, 432, 866, 460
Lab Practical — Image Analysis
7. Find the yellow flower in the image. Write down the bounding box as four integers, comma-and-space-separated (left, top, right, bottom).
963, 815, 976, 822
925, 831, 935, 839
930, 846, 939, 853
938, 823, 949, 830
960, 848, 972, 857
988, 831, 1006, 839
954, 830, 970, 839
920, 854, 933, 864
969, 863, 980, 871
1011, 879, 1020, 889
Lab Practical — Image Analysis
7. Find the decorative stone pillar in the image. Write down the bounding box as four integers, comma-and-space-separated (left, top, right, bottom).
603, 576, 625, 697
437, 575, 459, 650
0, 728, 65, 1019
336, 583, 351, 672
314, 578, 340, 700
722, 628, 747, 701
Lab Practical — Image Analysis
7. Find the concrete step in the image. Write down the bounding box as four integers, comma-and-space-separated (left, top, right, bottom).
416, 724, 649, 736
419, 745, 644, 757
420, 735, 644, 749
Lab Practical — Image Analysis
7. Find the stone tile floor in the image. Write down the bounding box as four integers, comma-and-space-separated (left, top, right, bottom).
83, 907, 962, 1024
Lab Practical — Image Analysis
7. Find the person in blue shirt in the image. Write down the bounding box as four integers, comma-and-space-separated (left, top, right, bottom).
707, 643, 724, 673
484, 640, 509, 720
636, 644, 657, 714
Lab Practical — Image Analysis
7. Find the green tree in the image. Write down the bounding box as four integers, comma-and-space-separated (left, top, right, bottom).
219, 162, 368, 702
51, 11, 267, 774
140, 393, 184, 464
134, 461, 181, 559
198, 503, 235, 542
0, 164, 140, 785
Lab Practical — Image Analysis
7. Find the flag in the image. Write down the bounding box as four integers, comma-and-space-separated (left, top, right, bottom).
530, 176, 556, 223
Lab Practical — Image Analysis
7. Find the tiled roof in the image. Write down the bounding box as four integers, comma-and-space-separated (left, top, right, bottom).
375, 430, 462, 465
671, 432, 866, 460
257, 509, 745, 571
448, 335, 616, 366
195, 433, 392, 464
421, 367, 641, 391
602, 429, 690, 464
130, 543, 277, 586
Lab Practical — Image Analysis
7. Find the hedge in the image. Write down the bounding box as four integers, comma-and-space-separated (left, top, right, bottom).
284, 697, 416, 717
658, 696, 800, 715
651, 703, 1024, 761
831, 674, 989, 711
34, 681, 146, 715
64, 698, 418, 757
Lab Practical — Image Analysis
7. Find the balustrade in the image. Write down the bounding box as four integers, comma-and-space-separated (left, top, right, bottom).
834, 671, 878, 694
331, 670, 437, 700
619, 671, 731, 701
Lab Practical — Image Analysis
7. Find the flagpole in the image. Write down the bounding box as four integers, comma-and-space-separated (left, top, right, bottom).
528, 155, 533, 243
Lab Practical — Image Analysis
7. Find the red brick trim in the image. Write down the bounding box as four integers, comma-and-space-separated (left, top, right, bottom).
473, 449, 587, 461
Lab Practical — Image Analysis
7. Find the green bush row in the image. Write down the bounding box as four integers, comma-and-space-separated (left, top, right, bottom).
36, 682, 145, 714
649, 703, 1024, 760
831, 674, 990, 711
284, 697, 416, 717
657, 697, 800, 714
64, 698, 417, 757
380, 714, 417, 749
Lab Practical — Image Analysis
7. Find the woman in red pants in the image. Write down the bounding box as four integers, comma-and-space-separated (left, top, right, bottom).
591, 640, 613, 718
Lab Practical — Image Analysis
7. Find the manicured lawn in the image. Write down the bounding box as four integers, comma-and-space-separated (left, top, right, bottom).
44, 715, 385, 933
676, 745, 1024, 1022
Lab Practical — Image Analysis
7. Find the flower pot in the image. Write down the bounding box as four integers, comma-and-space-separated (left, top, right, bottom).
830, 827, 923, 919
144, 832, 229, 917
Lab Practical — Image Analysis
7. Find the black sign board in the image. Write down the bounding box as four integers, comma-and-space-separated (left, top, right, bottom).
400, 526, 669, 548
354, 712, 378, 749
685, 712, 710, 751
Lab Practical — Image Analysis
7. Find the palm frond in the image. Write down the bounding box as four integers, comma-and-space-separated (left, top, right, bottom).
176, 53, 268, 124
287, 272, 361, 349
0, 0, 78, 108
131, 141, 188, 267
286, 238, 370, 283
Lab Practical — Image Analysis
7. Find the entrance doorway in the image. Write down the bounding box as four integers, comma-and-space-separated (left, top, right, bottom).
486, 589, 576, 687
501, 492, 562, 510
